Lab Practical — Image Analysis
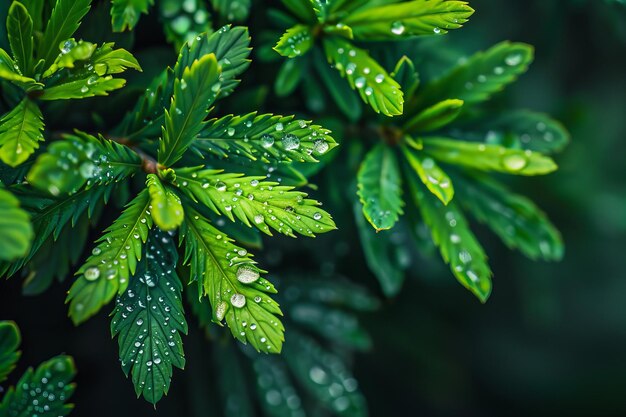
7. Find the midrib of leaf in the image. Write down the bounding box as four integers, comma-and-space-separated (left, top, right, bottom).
112, 198, 150, 262
161, 84, 208, 166
185, 217, 231, 295
40, 1, 89, 68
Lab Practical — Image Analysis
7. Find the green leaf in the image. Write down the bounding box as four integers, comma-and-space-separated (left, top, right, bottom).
408, 174, 492, 302
402, 144, 454, 205
0, 321, 21, 383
20, 0, 43, 32
176, 168, 336, 237
111, 229, 187, 405
343, 0, 474, 40
404, 99, 464, 133
0, 188, 32, 261
466, 110, 570, 155
454, 174, 564, 261
283, 332, 368, 417
146, 174, 184, 231
417, 42, 534, 108
41, 39, 97, 77
274, 24, 314, 58
392, 55, 419, 100
40, 75, 126, 100
274, 57, 303, 97
180, 207, 285, 353
121, 27, 251, 139
422, 136, 558, 176
354, 201, 407, 297
312, 47, 363, 121
7, 1, 33, 75
323, 36, 403, 116
0, 48, 41, 90
0, 355, 76, 417
281, 0, 317, 23
67, 189, 153, 324
210, 0, 251, 21
158, 53, 221, 167
193, 112, 337, 163
38, 0, 92, 71
0, 98, 44, 167
0, 185, 112, 277
27, 131, 141, 195
111, 0, 154, 32
357, 144, 404, 231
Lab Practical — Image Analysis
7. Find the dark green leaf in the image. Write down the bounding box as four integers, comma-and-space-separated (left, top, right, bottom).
404, 99, 464, 133
111, 0, 154, 32
357, 144, 404, 231
274, 24, 314, 58
0, 98, 43, 167
7, 1, 33, 75
0, 321, 21, 383
402, 143, 454, 205
111, 229, 187, 405
0, 188, 32, 261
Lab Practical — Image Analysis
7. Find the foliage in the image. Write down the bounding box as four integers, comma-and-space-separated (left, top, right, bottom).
0, 321, 76, 417
0, 0, 571, 413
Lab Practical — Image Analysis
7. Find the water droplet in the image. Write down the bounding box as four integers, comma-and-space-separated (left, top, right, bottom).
313, 212, 322, 221
282, 134, 300, 150
216, 301, 228, 321
391, 21, 405, 35
92, 247, 102, 256
215, 181, 227, 191
505, 54, 523, 66
84, 267, 100, 281
502, 153, 528, 172
261, 134, 274, 148
236, 266, 260, 284
230, 293, 246, 308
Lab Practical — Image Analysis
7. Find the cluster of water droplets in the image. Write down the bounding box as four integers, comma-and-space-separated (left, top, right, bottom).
464, 51, 524, 91
281, 27, 311, 56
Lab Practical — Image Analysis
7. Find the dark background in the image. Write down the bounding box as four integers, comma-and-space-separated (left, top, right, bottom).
1, 0, 626, 416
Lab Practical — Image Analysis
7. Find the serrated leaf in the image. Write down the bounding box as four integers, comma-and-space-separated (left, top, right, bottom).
193, 112, 337, 163
146, 174, 184, 231
158, 54, 221, 167
121, 27, 251, 139
466, 110, 570, 154
402, 143, 454, 204
210, 0, 251, 22
0, 188, 32, 261
111, 229, 187, 405
38, 0, 91, 71
0, 321, 21, 383
354, 201, 407, 297
176, 168, 336, 237
454, 174, 564, 261
283, 332, 368, 417
0, 355, 76, 417
7, 1, 33, 75
323, 36, 403, 116
40, 75, 126, 100
0, 98, 43, 167
417, 41, 534, 108
357, 144, 404, 231
343, 0, 474, 40
0, 48, 41, 90
111, 0, 154, 32
67, 189, 153, 324
392, 55, 419, 100
408, 174, 492, 302
27, 131, 141, 195
274, 24, 314, 58
404, 99, 464, 133
180, 207, 285, 353
0, 185, 113, 277
422, 136, 558, 176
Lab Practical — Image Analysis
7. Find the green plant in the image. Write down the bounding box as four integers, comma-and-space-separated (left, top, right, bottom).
0, 321, 76, 416
0, 0, 569, 413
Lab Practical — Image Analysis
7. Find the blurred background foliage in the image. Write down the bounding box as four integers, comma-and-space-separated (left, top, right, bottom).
0, 0, 625, 416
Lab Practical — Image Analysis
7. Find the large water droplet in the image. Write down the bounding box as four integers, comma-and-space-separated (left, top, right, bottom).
84, 267, 100, 281
391, 21, 405, 35
282, 134, 300, 150
237, 266, 260, 284
230, 293, 246, 308
502, 153, 528, 172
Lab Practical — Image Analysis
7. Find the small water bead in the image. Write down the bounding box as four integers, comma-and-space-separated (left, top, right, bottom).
364, 87, 373, 96
313, 212, 322, 221
375, 74, 385, 83
282, 134, 300, 150
230, 293, 246, 308
84, 267, 100, 281
250, 179, 259, 187
254, 296, 262, 303
216, 301, 228, 321
502, 153, 528, 172
227, 127, 236, 136
433, 27, 442, 34
236, 266, 260, 284
505, 54, 523, 66
249, 323, 257, 330
313, 139, 329, 154
254, 214, 265, 224
494, 66, 504, 75
136, 319, 144, 326
215, 181, 227, 191
80, 85, 89, 93
275, 123, 284, 132
459, 250, 472, 264
92, 247, 102, 256
450, 234, 461, 244
391, 21, 405, 35
261, 134, 274, 148
354, 77, 366, 89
